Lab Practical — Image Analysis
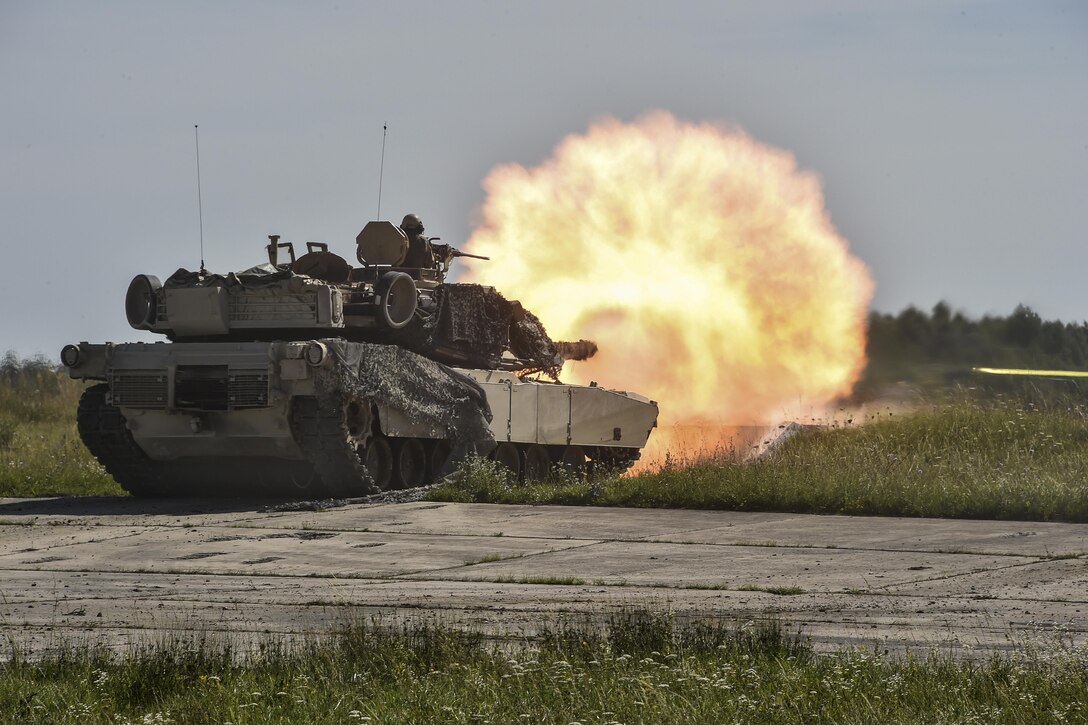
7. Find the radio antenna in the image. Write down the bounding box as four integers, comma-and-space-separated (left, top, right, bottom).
194, 124, 207, 274
376, 123, 387, 220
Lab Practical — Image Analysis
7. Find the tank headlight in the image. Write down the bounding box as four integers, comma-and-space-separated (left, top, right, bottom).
125, 274, 162, 330
305, 341, 328, 367
60, 344, 81, 368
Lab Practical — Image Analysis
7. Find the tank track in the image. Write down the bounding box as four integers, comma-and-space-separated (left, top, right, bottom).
289, 397, 378, 497
77, 384, 173, 497
79, 387, 639, 497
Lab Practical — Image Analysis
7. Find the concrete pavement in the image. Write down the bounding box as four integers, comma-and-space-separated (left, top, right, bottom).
0, 497, 1084, 656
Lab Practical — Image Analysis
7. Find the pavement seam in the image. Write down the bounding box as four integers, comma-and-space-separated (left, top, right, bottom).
10, 579, 1088, 605
9, 516, 1084, 558
642, 538, 1082, 558
6, 565, 1086, 605
0, 526, 165, 559
388, 539, 607, 578
867, 556, 1063, 592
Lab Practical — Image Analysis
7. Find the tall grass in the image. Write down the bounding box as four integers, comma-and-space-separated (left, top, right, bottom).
1, 611, 1084, 723
433, 394, 1088, 522
0, 352, 121, 497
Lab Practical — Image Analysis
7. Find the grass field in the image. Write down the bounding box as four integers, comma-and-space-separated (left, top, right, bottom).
0, 356, 120, 498
431, 394, 1088, 523
2, 610, 1085, 724
5, 354, 1088, 524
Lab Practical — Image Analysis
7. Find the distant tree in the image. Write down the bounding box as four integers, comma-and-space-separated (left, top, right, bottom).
895, 306, 930, 346
1004, 305, 1042, 348
928, 301, 954, 357
931, 301, 951, 326
1040, 321, 1068, 358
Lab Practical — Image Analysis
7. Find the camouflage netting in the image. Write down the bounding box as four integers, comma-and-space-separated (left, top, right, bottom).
164, 265, 294, 289
395, 283, 565, 376
509, 309, 559, 369
393, 283, 512, 368
312, 339, 495, 450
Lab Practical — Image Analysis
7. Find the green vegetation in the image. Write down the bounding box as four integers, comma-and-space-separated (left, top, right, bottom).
2, 611, 1084, 723
0, 353, 121, 498
6, 302, 1088, 514
0, 350, 121, 496
432, 395, 1088, 522
860, 302, 1088, 395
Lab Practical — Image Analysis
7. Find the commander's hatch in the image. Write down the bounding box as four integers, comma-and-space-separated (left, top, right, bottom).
292, 242, 352, 284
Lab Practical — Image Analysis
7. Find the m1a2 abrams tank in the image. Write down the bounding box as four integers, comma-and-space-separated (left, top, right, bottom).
61, 219, 659, 498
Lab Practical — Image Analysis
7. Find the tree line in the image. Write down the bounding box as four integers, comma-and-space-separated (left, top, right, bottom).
862, 302, 1088, 391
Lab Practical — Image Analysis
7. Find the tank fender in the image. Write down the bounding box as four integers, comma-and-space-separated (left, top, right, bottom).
375, 404, 446, 439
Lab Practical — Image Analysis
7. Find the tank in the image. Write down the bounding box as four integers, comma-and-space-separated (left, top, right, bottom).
61, 221, 659, 498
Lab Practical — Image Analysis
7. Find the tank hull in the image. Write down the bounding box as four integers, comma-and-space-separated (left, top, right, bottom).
66, 340, 657, 497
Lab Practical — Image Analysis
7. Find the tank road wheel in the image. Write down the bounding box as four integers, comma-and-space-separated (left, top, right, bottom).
559, 445, 587, 478
588, 446, 641, 477
284, 462, 323, 497
76, 383, 172, 497
490, 442, 522, 481
427, 439, 452, 482
344, 400, 371, 441
392, 438, 427, 489
522, 444, 552, 482
364, 437, 394, 490
290, 396, 376, 498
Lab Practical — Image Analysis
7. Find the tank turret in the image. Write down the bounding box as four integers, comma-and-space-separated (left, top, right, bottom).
128, 221, 586, 375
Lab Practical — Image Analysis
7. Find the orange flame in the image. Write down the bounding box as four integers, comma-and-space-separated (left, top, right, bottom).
462, 112, 873, 437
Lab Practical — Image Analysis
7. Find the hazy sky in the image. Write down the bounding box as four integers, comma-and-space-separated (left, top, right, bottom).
2, 0, 1085, 358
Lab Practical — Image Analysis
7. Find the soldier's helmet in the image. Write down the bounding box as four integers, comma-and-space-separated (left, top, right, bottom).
401, 213, 424, 233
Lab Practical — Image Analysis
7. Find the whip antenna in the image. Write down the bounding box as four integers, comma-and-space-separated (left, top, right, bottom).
376, 123, 387, 219
194, 124, 207, 274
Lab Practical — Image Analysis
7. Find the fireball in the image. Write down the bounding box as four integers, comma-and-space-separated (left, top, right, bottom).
462, 112, 873, 437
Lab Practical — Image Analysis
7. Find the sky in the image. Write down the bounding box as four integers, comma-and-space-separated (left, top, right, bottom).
1, 0, 1085, 358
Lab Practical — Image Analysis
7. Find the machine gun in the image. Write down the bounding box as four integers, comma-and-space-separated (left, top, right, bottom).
431, 241, 490, 273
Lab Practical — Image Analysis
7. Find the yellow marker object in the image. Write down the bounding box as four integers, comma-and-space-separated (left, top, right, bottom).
973, 367, 1088, 378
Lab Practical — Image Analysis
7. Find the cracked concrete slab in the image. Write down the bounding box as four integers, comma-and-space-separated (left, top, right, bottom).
253, 502, 753, 541
643, 515, 1088, 557
0, 498, 1084, 657
0, 526, 592, 578
406, 540, 1040, 591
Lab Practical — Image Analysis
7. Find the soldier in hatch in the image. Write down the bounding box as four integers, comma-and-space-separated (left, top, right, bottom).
399, 213, 436, 269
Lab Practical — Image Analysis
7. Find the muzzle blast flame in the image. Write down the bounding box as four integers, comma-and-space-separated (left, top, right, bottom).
462, 112, 874, 462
